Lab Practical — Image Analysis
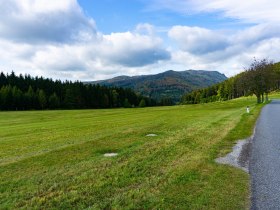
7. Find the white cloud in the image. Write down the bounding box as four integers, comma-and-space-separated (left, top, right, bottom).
0, 0, 96, 43
191, 0, 280, 24
168, 26, 229, 54
97, 32, 170, 67
32, 45, 87, 72
148, 0, 280, 24
25, 31, 170, 77
234, 24, 280, 46
167, 23, 280, 76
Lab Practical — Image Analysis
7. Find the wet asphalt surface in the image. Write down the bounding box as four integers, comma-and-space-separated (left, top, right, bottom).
250, 100, 280, 209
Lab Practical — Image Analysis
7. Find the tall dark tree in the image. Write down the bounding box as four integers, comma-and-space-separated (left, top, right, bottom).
245, 59, 275, 103
38, 89, 47, 109
49, 92, 60, 109
139, 99, 146, 107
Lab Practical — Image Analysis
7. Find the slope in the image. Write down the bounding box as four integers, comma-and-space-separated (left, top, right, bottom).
89, 70, 227, 103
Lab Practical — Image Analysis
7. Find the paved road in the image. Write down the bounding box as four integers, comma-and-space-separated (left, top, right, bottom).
250, 100, 280, 209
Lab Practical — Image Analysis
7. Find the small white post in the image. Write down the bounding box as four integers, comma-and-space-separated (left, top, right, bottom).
246, 106, 250, 114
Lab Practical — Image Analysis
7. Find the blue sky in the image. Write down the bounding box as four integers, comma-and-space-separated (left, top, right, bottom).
0, 0, 280, 80
78, 0, 245, 33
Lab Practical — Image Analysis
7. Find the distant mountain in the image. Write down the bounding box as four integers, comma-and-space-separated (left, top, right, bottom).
88, 70, 227, 103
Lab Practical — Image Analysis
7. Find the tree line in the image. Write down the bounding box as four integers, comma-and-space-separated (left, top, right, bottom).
181, 59, 280, 104
0, 72, 156, 110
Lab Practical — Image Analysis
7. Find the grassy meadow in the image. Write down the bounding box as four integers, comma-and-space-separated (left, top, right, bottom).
0, 97, 263, 209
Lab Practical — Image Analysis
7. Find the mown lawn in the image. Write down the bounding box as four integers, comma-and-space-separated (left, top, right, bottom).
0, 97, 263, 209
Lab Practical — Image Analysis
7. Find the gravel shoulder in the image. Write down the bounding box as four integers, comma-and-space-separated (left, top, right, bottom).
215, 134, 253, 173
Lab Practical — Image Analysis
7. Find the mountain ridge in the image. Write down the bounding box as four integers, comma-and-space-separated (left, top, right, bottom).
88, 70, 227, 103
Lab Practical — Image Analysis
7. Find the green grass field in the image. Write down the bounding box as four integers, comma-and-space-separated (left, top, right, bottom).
269, 91, 280, 100
0, 97, 263, 209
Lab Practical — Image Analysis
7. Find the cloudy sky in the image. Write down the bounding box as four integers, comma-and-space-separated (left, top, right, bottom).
1, 0, 280, 81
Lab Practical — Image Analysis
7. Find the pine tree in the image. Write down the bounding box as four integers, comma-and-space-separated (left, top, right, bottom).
38, 89, 47, 109
139, 99, 146, 107
49, 92, 60, 109
123, 98, 131, 108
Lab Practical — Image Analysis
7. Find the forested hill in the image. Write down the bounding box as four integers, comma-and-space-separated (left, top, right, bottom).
181, 60, 280, 104
89, 70, 227, 103
0, 72, 155, 111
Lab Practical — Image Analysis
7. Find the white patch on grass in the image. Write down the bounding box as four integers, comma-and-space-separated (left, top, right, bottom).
146, 134, 157, 137
104, 153, 118, 157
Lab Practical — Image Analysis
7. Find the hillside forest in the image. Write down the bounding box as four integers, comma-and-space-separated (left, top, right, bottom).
91, 70, 227, 104
182, 59, 280, 104
0, 72, 156, 111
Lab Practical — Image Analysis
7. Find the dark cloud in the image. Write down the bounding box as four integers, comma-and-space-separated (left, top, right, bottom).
108, 48, 171, 67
